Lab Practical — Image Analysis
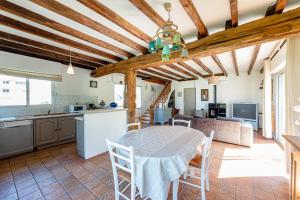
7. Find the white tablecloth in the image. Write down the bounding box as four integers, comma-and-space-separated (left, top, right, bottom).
118, 126, 205, 200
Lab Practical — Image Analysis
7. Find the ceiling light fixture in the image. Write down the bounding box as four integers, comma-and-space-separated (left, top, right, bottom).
67, 47, 74, 75
208, 75, 219, 85
148, 2, 188, 62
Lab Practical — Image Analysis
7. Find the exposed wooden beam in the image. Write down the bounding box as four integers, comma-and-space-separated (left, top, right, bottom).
229, 0, 238, 27
0, 39, 99, 68
129, 0, 165, 27
0, 31, 108, 65
248, 44, 261, 75
165, 64, 198, 80
177, 61, 205, 77
30, 0, 147, 53
192, 58, 213, 75
0, 15, 121, 62
154, 66, 188, 80
212, 55, 228, 77
143, 78, 168, 85
142, 69, 180, 81
231, 50, 239, 76
0, 0, 131, 59
203, 73, 225, 78
78, 0, 151, 43
137, 71, 170, 83
125, 69, 137, 123
275, 0, 288, 14
91, 7, 300, 77
179, 0, 208, 38
0, 46, 94, 70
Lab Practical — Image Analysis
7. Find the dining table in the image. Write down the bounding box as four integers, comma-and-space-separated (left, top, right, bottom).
118, 125, 206, 200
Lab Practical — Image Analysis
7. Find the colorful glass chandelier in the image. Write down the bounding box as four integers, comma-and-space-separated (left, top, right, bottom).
148, 2, 188, 61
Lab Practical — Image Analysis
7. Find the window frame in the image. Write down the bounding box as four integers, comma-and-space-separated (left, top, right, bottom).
113, 84, 142, 109
0, 74, 53, 108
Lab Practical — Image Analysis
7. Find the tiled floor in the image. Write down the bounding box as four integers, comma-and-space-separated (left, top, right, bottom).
0, 132, 288, 200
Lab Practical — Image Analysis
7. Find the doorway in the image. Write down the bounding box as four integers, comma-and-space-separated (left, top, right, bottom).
276, 73, 285, 143
184, 88, 196, 116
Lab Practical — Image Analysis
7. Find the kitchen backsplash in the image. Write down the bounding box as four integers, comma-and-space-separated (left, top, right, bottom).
0, 94, 98, 118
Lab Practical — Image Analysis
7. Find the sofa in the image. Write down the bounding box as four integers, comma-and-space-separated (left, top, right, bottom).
171, 115, 253, 147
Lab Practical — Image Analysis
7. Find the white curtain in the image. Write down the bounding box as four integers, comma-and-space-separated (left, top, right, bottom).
285, 36, 300, 173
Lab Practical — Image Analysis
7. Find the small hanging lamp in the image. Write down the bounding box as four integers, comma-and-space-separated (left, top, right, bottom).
162, 45, 171, 61
208, 75, 219, 85
148, 40, 156, 53
67, 47, 74, 75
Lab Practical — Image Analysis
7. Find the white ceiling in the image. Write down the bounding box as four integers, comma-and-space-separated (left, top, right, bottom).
1, 0, 299, 78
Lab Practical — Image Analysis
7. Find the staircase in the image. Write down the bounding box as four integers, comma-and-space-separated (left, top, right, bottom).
140, 82, 172, 125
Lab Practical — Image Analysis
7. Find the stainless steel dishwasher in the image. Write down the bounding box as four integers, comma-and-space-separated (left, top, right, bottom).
0, 120, 34, 159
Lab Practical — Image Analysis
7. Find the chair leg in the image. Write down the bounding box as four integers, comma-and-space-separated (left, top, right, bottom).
201, 179, 206, 200
115, 191, 119, 200
205, 174, 210, 192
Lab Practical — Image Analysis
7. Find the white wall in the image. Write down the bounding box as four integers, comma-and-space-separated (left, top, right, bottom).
0, 51, 162, 117
172, 71, 263, 117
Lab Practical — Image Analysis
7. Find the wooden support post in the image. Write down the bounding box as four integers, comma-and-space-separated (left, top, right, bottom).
125, 69, 137, 124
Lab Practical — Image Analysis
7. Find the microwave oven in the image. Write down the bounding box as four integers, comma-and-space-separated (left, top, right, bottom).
68, 105, 87, 113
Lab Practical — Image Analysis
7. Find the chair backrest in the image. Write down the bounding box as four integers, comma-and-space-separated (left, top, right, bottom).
127, 122, 141, 133
201, 130, 214, 178
106, 139, 136, 200
172, 118, 191, 128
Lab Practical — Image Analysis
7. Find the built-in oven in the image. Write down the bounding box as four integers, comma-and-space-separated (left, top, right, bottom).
68, 105, 87, 113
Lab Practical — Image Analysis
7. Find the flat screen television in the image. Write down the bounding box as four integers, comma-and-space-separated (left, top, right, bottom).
232, 103, 258, 120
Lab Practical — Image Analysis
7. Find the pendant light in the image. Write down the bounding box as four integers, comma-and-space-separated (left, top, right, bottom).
67, 47, 74, 75
208, 75, 219, 85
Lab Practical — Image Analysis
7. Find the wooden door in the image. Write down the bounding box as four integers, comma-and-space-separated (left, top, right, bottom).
184, 88, 196, 116
35, 118, 58, 146
57, 116, 76, 141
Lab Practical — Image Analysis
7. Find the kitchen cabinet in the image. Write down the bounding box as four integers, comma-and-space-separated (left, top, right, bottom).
35, 116, 76, 148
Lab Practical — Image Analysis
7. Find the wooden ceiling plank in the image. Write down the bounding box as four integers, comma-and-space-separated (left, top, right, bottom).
137, 71, 170, 82
0, 46, 94, 70
0, 15, 123, 62
91, 7, 300, 77
274, 0, 288, 14
192, 58, 213, 75
0, 39, 99, 68
0, 0, 128, 60
229, 0, 238, 27
212, 55, 228, 77
0, 31, 108, 65
203, 73, 225, 78
165, 64, 198, 80
154, 66, 188, 80
177, 61, 205, 77
78, 0, 151, 43
129, 0, 165, 27
231, 50, 239, 76
179, 0, 208, 38
143, 69, 180, 81
247, 44, 262, 75
30, 0, 147, 53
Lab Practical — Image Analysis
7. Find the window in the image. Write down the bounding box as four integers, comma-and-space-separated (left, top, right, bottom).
114, 84, 142, 108
0, 74, 52, 106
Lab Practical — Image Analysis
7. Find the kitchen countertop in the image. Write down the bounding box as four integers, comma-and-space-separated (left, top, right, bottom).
282, 135, 300, 150
0, 112, 82, 123
0, 108, 128, 122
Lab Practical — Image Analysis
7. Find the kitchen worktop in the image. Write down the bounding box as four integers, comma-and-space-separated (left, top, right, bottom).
0, 112, 82, 123
282, 135, 300, 150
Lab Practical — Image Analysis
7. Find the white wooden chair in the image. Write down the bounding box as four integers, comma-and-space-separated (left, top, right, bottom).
127, 122, 141, 133
172, 118, 191, 128
180, 131, 214, 200
106, 139, 145, 200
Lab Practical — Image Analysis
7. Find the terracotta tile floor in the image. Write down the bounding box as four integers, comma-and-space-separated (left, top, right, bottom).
0, 132, 288, 200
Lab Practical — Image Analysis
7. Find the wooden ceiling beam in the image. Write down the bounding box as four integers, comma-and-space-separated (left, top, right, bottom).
0, 39, 100, 68
231, 50, 239, 76
137, 71, 170, 83
0, 0, 131, 60
142, 69, 180, 81
0, 46, 94, 70
154, 66, 188, 80
30, 0, 147, 54
192, 58, 213, 75
129, 0, 165, 27
247, 44, 261, 75
177, 61, 205, 77
91, 7, 300, 77
0, 15, 121, 62
275, 0, 288, 14
0, 31, 108, 65
78, 0, 151, 43
212, 55, 228, 77
229, 0, 238, 27
179, 0, 208, 38
203, 73, 225, 78
165, 64, 198, 80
